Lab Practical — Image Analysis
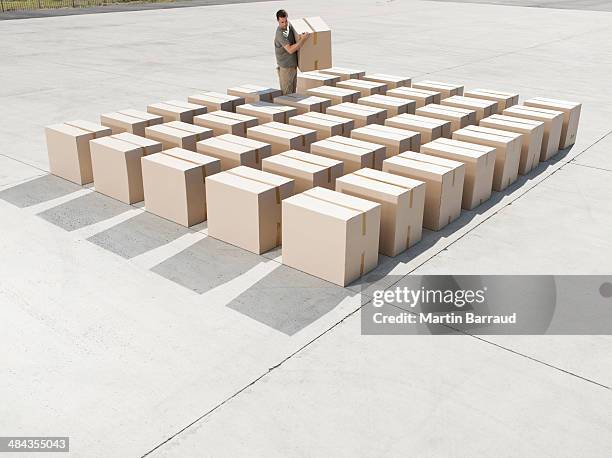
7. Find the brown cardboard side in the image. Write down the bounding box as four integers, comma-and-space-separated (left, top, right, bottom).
90, 137, 145, 204
141, 153, 206, 226
45, 124, 96, 185
523, 98, 581, 148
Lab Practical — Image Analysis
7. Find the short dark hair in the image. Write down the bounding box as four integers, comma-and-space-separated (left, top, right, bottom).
276, 9, 287, 20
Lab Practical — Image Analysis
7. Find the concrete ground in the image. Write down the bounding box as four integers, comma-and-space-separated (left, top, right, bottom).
1, 0, 611, 456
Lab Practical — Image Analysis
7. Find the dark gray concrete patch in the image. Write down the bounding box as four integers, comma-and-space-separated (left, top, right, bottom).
428, 0, 612, 12
87, 211, 190, 258
150, 236, 263, 294
0, 174, 81, 208
227, 265, 361, 336
0, 0, 278, 20
37, 191, 130, 231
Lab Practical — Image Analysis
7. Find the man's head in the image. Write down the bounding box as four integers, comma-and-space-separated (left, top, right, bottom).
276, 9, 288, 30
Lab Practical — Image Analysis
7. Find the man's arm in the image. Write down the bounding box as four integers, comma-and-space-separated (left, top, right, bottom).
283, 32, 310, 55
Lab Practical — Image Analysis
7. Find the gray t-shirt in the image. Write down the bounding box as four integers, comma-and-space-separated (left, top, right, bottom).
274, 24, 298, 68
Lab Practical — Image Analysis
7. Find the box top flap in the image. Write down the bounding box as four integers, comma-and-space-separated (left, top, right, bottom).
265, 121, 315, 136
146, 124, 194, 138
443, 96, 496, 108
389, 87, 439, 97
284, 193, 360, 221
148, 102, 188, 114
504, 105, 563, 118
228, 165, 293, 187
354, 124, 419, 140
361, 94, 409, 106
143, 152, 200, 171
416, 80, 463, 89
488, 114, 544, 128
325, 135, 384, 152
281, 149, 342, 167
469, 88, 518, 98
91, 136, 143, 153
240, 102, 295, 114
165, 121, 211, 135
526, 97, 580, 109
307, 86, 359, 96
301, 111, 350, 124
305, 186, 379, 213
462, 125, 522, 141
118, 109, 161, 122
418, 104, 473, 116
432, 138, 496, 155
264, 154, 324, 174
163, 147, 219, 167
365, 73, 410, 82
391, 151, 464, 171
339, 79, 385, 89
65, 120, 110, 135
165, 100, 203, 110
114, 132, 161, 148
216, 134, 268, 149
482, 115, 544, 131
391, 113, 449, 128
354, 167, 425, 190
304, 16, 331, 32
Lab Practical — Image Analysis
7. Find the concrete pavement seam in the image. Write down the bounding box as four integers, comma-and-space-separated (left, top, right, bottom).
140, 298, 370, 457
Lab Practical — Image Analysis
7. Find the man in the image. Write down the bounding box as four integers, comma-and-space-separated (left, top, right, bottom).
274, 9, 309, 95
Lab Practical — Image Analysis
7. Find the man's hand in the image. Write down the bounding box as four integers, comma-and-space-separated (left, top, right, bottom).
299, 32, 310, 43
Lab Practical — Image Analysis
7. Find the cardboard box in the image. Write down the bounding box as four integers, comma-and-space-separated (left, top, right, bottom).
290, 16, 332, 71
463, 89, 519, 112
273, 94, 332, 115
147, 100, 207, 123
247, 121, 317, 155
282, 186, 381, 286
386, 87, 440, 108
480, 114, 544, 175
336, 79, 387, 97
310, 135, 386, 172
289, 112, 354, 140
144, 121, 213, 151
141, 148, 220, 227
523, 97, 581, 149
188, 91, 245, 112
100, 109, 163, 136
385, 113, 451, 144
351, 124, 420, 157
358, 94, 416, 117
318, 67, 365, 81
382, 151, 465, 231
236, 102, 297, 124
45, 120, 112, 185
452, 125, 522, 191
262, 149, 343, 193
415, 104, 476, 132
90, 133, 162, 204
296, 71, 340, 94
412, 80, 464, 99
336, 168, 426, 256
206, 166, 294, 254
502, 105, 563, 161
196, 134, 272, 170
306, 86, 361, 105
441, 96, 497, 122
362, 73, 411, 89
193, 110, 258, 137
326, 102, 387, 128
420, 138, 496, 210
227, 84, 282, 103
